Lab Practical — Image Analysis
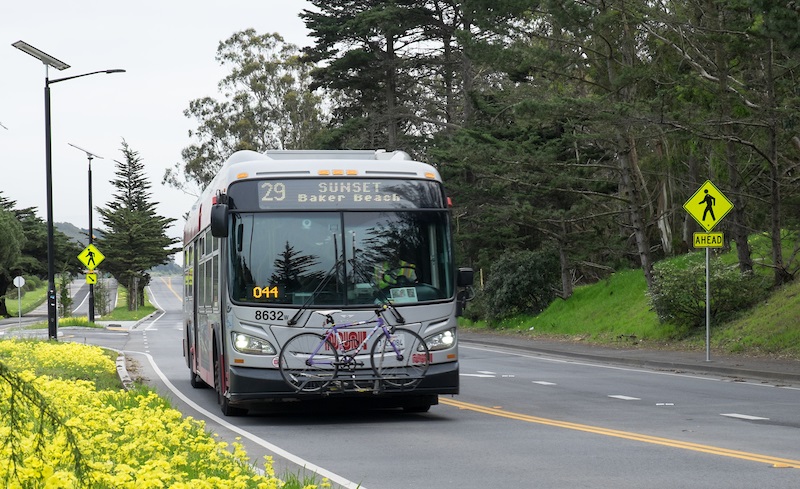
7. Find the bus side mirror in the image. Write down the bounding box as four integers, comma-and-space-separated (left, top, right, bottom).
210, 204, 229, 238
456, 267, 475, 317
457, 267, 474, 287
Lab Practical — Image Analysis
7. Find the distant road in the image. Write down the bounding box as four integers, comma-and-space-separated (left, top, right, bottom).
0, 277, 118, 334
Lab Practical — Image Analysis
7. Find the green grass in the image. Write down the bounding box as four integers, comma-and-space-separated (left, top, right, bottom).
465, 270, 672, 346
5, 286, 47, 317
463, 240, 800, 359
710, 279, 800, 357
103, 286, 156, 321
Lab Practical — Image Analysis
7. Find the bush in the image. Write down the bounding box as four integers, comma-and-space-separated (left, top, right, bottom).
483, 249, 560, 322
648, 253, 770, 336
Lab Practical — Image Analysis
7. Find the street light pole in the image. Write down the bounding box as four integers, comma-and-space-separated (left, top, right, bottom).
68, 143, 103, 323
43, 68, 58, 339
13, 40, 124, 340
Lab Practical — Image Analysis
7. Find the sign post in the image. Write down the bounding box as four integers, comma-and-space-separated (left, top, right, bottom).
13, 276, 25, 327
683, 180, 733, 362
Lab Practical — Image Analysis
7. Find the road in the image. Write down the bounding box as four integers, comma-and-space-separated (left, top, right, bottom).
8, 276, 800, 488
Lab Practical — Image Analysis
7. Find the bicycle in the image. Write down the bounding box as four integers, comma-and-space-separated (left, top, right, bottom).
278, 306, 430, 393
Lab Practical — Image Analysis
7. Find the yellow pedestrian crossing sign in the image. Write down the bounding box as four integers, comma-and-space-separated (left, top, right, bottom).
683, 180, 733, 232
78, 244, 105, 270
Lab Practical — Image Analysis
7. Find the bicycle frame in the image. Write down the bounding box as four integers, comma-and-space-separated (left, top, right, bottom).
308, 310, 402, 367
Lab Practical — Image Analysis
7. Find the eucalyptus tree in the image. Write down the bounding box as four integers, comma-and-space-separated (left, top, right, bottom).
646, 0, 800, 285
165, 30, 325, 192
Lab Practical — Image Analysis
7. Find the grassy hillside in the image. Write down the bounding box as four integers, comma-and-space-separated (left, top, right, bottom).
463, 261, 800, 360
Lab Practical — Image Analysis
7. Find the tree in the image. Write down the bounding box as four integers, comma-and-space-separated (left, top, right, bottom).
0, 206, 25, 318
165, 30, 325, 192
0, 193, 81, 317
97, 140, 180, 310
301, 0, 435, 150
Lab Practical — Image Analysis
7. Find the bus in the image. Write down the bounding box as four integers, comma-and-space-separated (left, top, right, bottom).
183, 149, 473, 415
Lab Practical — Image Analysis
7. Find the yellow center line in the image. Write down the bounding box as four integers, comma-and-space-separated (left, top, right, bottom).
440, 398, 800, 469
160, 276, 183, 301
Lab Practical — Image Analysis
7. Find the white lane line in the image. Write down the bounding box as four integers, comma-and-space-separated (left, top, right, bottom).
128, 350, 368, 489
533, 381, 557, 386
720, 413, 770, 421
461, 343, 800, 391
477, 370, 496, 375
461, 373, 495, 378
608, 395, 641, 401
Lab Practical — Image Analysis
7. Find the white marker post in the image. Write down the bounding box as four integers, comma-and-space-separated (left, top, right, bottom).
13, 276, 25, 327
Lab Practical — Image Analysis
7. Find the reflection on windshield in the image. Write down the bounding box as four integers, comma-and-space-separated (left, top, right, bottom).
229, 211, 453, 306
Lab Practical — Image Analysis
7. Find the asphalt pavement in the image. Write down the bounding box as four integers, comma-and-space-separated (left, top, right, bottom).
460, 329, 800, 384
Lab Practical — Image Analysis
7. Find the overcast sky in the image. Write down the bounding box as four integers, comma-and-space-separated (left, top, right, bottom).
1, 1, 313, 261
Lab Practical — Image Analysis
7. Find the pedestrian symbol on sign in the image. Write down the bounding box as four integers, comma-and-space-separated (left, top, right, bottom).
700, 189, 716, 222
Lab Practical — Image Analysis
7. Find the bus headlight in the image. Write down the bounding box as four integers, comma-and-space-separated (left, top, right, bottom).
425, 328, 456, 351
231, 332, 276, 355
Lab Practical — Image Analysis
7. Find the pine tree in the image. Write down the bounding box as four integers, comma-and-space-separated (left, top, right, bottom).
96, 140, 180, 310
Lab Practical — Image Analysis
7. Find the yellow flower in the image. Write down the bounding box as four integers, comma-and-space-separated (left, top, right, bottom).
1, 339, 288, 489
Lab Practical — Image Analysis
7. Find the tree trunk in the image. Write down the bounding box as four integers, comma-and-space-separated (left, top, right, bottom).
619, 135, 654, 289
713, 6, 753, 274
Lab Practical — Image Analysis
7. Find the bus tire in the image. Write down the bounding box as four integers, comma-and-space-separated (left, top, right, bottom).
214, 349, 247, 416
188, 349, 207, 389
402, 402, 432, 413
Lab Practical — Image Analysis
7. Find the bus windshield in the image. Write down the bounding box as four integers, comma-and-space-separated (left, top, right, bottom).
228, 211, 454, 306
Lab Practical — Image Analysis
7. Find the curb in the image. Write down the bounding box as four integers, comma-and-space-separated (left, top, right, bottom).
116, 353, 134, 390
111, 309, 164, 390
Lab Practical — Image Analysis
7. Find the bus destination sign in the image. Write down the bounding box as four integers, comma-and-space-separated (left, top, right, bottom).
254, 178, 443, 209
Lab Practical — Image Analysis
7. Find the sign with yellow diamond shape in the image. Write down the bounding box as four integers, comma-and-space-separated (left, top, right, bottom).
683, 180, 733, 232
78, 244, 105, 271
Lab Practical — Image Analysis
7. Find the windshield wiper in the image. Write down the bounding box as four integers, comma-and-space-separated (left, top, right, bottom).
286, 259, 343, 326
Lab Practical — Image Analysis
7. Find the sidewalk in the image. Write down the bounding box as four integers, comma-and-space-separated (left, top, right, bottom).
460, 330, 800, 384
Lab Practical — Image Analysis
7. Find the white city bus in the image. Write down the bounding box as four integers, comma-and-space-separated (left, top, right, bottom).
183, 150, 473, 415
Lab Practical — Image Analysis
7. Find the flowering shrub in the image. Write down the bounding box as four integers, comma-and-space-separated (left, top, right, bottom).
0, 340, 288, 489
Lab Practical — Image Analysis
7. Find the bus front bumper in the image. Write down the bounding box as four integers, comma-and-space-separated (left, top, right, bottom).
227, 361, 459, 405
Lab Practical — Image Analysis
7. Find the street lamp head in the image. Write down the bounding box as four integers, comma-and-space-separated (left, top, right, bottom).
106, 69, 126, 74
12, 40, 70, 70
68, 142, 103, 160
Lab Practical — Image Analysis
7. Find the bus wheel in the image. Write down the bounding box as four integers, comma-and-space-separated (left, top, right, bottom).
402, 402, 432, 413
188, 350, 207, 389
402, 395, 436, 413
214, 352, 247, 416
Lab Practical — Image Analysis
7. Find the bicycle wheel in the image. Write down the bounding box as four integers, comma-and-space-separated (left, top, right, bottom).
370, 328, 430, 388
279, 333, 339, 392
